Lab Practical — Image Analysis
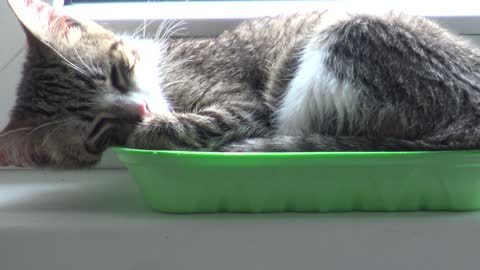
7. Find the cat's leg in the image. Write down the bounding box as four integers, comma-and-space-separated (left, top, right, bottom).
126, 102, 270, 151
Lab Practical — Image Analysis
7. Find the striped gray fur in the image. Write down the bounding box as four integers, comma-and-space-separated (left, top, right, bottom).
2, 3, 480, 168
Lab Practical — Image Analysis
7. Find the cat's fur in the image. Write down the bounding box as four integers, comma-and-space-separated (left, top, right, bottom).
2, 0, 480, 168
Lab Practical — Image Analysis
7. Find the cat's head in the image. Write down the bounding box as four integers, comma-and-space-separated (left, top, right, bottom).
0, 0, 169, 168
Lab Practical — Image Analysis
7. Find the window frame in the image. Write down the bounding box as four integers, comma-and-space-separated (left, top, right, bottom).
59, 1, 480, 37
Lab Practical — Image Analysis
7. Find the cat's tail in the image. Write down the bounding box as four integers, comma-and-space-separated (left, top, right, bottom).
221, 135, 470, 152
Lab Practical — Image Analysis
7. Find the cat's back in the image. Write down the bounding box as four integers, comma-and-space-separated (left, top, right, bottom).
160, 12, 327, 111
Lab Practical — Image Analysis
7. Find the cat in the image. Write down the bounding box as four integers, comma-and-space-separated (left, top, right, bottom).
1, 0, 480, 168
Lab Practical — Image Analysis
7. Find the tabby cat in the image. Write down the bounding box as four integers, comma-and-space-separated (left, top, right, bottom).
2, 0, 480, 168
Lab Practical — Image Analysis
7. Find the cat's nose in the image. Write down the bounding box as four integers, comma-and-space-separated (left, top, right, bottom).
137, 101, 151, 117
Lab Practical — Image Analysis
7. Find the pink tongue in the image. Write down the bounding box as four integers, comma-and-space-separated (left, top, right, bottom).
137, 102, 151, 117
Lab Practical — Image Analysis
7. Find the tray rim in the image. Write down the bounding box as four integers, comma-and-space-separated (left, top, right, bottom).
113, 147, 480, 157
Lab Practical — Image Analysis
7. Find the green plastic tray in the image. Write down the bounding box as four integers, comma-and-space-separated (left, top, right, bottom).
114, 148, 480, 213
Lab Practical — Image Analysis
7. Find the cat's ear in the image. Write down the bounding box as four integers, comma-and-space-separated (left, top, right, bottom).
7, 0, 107, 46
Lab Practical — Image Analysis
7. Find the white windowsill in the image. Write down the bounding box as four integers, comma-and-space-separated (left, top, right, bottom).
2, 168, 480, 270
62, 1, 480, 36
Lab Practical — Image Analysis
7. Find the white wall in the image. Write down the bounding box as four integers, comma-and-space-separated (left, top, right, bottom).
0, 0, 25, 128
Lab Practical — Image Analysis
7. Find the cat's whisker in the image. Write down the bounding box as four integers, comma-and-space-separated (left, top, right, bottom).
43, 42, 91, 77
142, 0, 153, 39
133, 16, 151, 37
0, 127, 31, 137
0, 129, 30, 166
142, 20, 154, 39
134, 20, 155, 39
87, 55, 99, 75
40, 120, 74, 148
162, 79, 189, 88
162, 20, 180, 36
161, 55, 193, 71
63, 61, 91, 77
143, 19, 146, 39
153, 19, 169, 41
168, 20, 187, 32
27, 120, 69, 136
74, 47, 95, 76
154, 18, 175, 41
153, 19, 187, 42
160, 20, 187, 41
166, 21, 187, 37
163, 27, 187, 40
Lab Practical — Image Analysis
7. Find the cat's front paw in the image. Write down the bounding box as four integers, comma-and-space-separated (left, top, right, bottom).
125, 114, 173, 150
